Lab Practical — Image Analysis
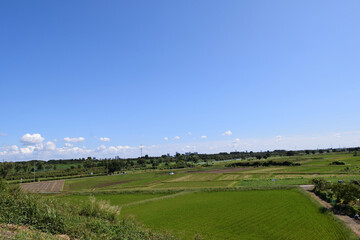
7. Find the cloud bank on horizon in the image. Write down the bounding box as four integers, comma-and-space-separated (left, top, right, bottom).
0, 131, 359, 161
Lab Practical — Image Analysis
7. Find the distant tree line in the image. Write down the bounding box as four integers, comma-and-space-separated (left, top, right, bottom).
0, 147, 358, 181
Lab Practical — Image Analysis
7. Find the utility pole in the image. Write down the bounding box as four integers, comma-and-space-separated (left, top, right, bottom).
140, 144, 143, 158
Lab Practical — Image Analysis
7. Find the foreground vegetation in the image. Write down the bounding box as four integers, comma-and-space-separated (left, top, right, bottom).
0, 180, 175, 239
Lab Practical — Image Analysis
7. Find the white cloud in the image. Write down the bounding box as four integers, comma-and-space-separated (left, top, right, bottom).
20, 133, 44, 145
64, 143, 73, 147
187, 132, 192, 136
0, 145, 19, 156
0, 133, 7, 136
201, 136, 207, 139
100, 137, 110, 142
44, 141, 56, 151
95, 145, 107, 151
164, 137, 169, 141
20, 146, 35, 154
174, 136, 180, 140
9, 145, 19, 153
64, 137, 85, 143
222, 130, 232, 136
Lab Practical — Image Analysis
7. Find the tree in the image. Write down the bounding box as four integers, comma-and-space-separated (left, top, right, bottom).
311, 178, 330, 192
286, 151, 295, 156
152, 160, 159, 169
36, 162, 44, 170
137, 158, 146, 166
14, 164, 22, 173
0, 162, 13, 179
22, 164, 29, 173
332, 183, 360, 204
84, 158, 95, 168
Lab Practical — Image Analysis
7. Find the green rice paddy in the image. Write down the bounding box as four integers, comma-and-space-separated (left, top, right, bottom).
57, 152, 360, 239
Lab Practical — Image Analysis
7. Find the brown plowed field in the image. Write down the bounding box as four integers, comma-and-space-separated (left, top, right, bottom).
21, 180, 64, 193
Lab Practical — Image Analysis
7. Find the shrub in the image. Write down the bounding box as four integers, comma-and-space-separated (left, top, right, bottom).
331, 161, 345, 165
79, 196, 121, 222
333, 204, 358, 217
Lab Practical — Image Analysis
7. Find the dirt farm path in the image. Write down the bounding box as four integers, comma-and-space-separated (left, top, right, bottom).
21, 180, 64, 193
300, 185, 360, 238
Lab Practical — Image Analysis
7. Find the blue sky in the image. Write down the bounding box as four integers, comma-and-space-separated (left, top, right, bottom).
1, 1, 360, 160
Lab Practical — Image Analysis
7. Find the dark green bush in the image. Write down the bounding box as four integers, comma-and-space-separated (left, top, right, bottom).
331, 161, 345, 165
226, 160, 300, 168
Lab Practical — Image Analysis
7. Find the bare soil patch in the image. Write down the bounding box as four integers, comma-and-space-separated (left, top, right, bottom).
21, 180, 64, 193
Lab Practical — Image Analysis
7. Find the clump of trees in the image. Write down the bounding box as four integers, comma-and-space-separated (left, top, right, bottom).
311, 178, 360, 217
0, 162, 14, 178
226, 160, 300, 168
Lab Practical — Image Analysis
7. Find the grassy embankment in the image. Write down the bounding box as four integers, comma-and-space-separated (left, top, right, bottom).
0, 180, 175, 240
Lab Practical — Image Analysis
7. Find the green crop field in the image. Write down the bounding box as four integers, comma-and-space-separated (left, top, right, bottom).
62, 153, 360, 192
52, 152, 360, 239
63, 172, 174, 191
116, 189, 353, 239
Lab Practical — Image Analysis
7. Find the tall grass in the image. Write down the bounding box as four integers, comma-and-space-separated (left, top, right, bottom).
0, 179, 176, 239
